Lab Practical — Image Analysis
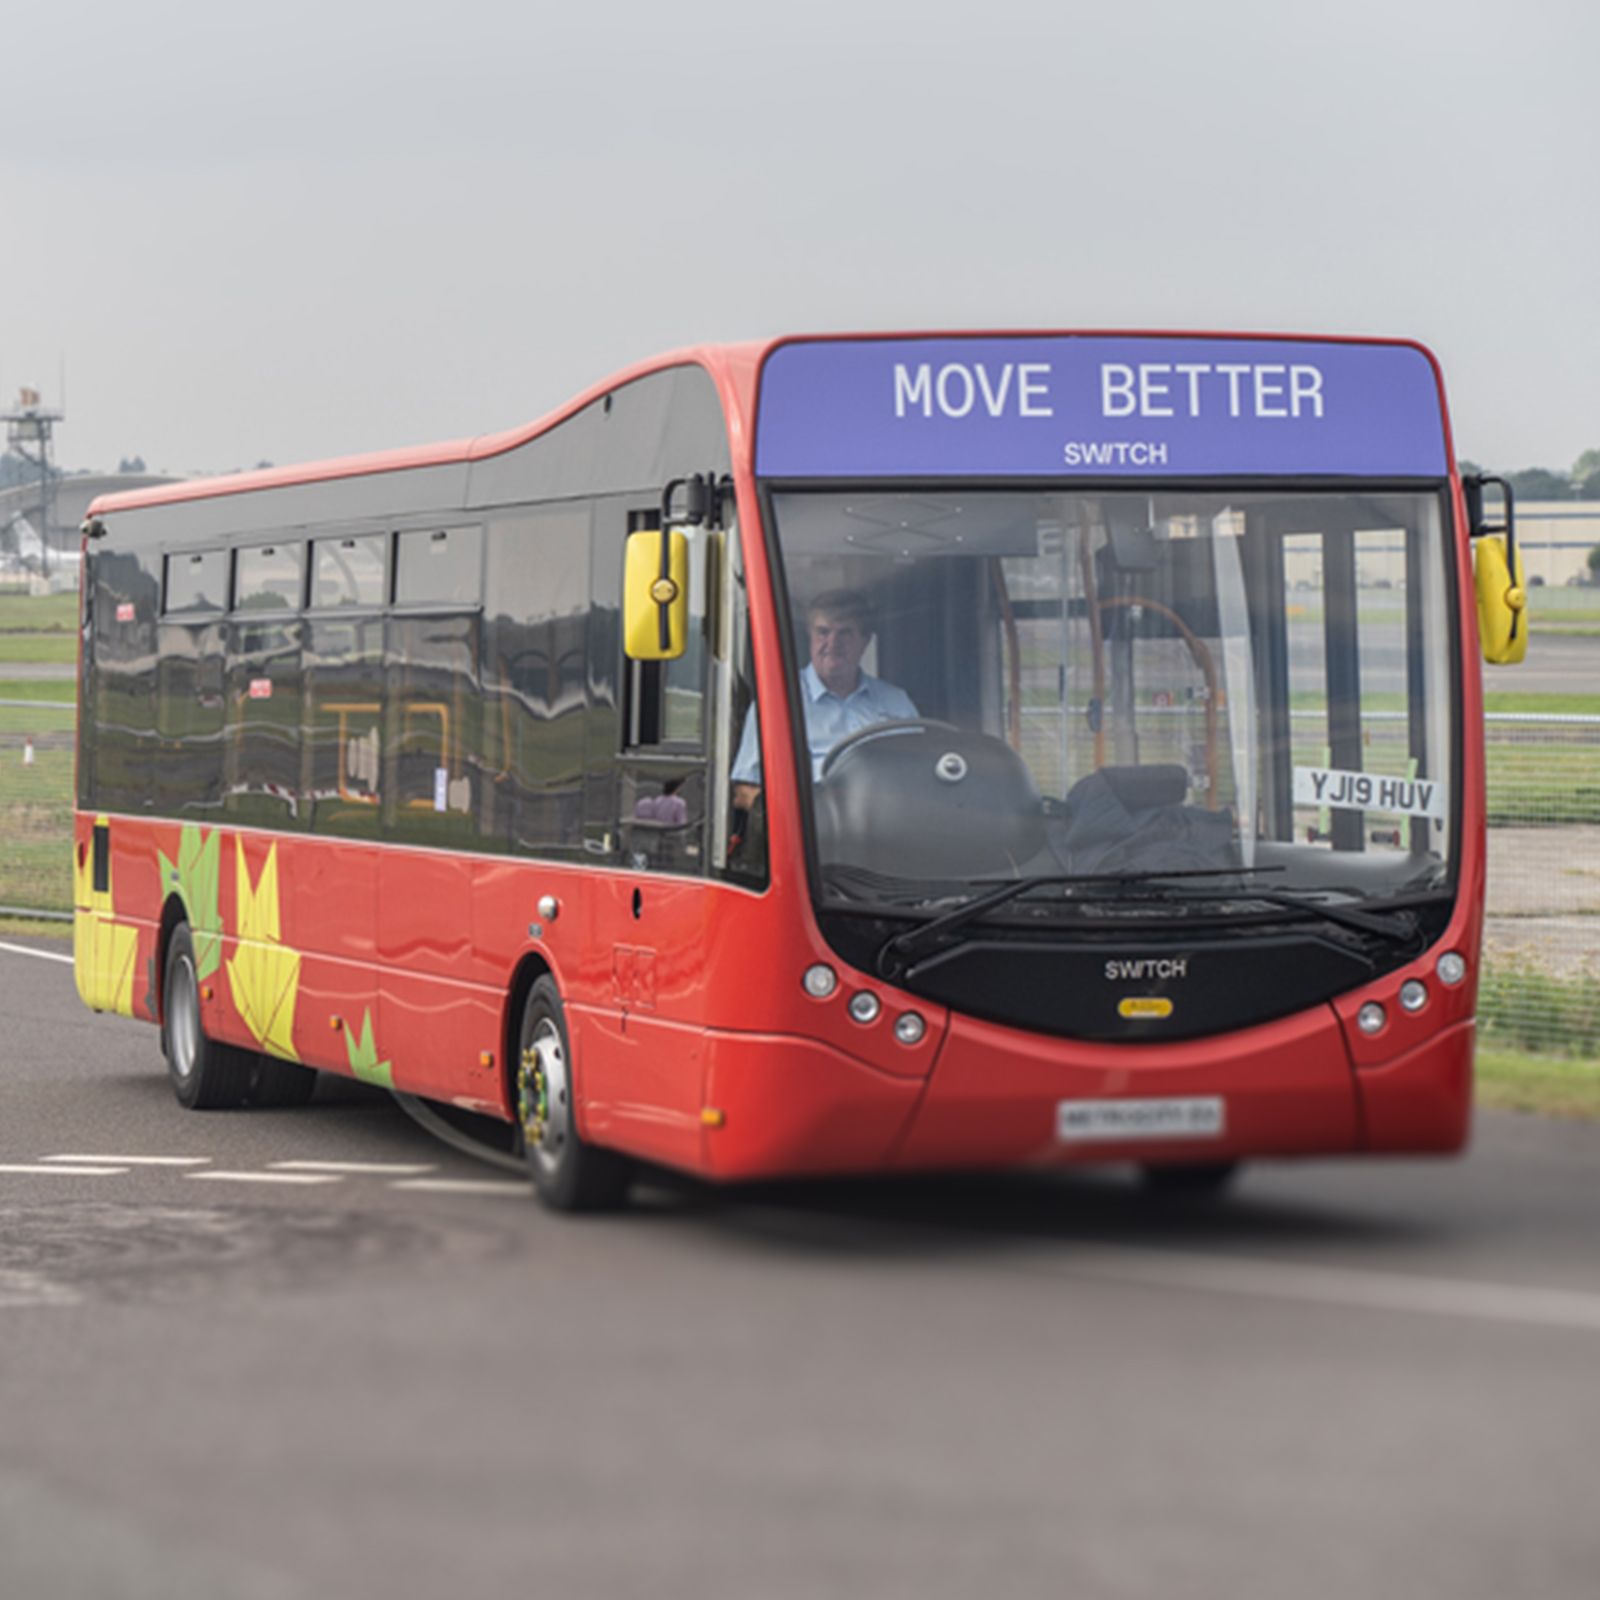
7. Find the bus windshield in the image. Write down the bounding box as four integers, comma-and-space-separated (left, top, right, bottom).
766, 487, 1456, 912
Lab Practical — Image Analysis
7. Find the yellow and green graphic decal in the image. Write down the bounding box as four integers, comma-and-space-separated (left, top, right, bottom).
345, 1009, 393, 1089
226, 840, 302, 1060
73, 817, 138, 1017
158, 825, 223, 981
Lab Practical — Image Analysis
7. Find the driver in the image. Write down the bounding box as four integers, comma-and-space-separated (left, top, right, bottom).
731, 588, 917, 807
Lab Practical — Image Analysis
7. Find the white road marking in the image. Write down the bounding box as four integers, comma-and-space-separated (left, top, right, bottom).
390, 1177, 529, 1196
0, 941, 74, 966
185, 1171, 344, 1186
43, 1155, 212, 1167
269, 1160, 438, 1175
0, 1270, 81, 1309
1050, 1245, 1600, 1336
0, 1164, 128, 1176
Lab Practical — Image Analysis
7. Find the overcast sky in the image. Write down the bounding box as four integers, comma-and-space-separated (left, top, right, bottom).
4, 0, 1596, 478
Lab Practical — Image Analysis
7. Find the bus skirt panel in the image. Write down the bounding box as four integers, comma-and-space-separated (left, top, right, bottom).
891, 1004, 1362, 1173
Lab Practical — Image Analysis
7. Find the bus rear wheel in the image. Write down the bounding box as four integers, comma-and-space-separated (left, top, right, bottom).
163, 924, 256, 1110
516, 976, 631, 1212
251, 1055, 318, 1107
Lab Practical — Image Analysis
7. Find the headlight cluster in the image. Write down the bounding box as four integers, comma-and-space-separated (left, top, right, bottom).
1357, 952, 1467, 1037
801, 964, 925, 1046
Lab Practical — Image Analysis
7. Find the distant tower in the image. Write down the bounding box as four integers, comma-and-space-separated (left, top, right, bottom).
3, 387, 64, 578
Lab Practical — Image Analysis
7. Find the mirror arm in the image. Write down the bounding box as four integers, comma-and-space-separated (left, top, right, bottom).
657, 525, 672, 653
654, 474, 723, 651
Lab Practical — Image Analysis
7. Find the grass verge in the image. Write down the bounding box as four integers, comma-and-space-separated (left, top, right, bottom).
0, 915, 72, 944
0, 678, 77, 704
0, 593, 76, 632
0, 634, 77, 664
1476, 1049, 1600, 1122
1483, 692, 1600, 715
1478, 963, 1600, 1057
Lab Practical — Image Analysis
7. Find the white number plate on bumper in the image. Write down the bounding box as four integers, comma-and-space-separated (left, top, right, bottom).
1056, 1097, 1225, 1143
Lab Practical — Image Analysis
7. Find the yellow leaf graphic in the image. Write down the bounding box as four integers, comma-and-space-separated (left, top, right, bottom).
225, 840, 302, 1059
72, 817, 138, 1017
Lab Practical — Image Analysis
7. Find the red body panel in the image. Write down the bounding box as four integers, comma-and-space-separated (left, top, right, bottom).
76, 332, 1483, 1181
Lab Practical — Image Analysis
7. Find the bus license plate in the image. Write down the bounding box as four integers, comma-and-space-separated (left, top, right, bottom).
1056, 1097, 1225, 1142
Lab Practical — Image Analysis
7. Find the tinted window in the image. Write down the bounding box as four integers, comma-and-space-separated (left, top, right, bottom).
483, 505, 591, 856
388, 611, 482, 848
234, 543, 305, 612
394, 526, 483, 607
224, 615, 303, 828
313, 535, 388, 609
164, 549, 227, 613
305, 615, 385, 837
83, 548, 160, 814
155, 619, 225, 819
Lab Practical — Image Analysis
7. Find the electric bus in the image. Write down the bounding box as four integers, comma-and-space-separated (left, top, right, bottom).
73, 332, 1526, 1208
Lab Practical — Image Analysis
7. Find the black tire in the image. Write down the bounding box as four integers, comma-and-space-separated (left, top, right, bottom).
516, 975, 631, 1212
1140, 1161, 1241, 1197
251, 1055, 319, 1107
163, 924, 257, 1110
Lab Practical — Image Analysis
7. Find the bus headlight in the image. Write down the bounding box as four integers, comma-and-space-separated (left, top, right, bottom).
1400, 980, 1428, 1013
1436, 951, 1467, 986
802, 964, 838, 999
894, 1012, 926, 1045
1357, 1002, 1386, 1035
848, 991, 881, 1025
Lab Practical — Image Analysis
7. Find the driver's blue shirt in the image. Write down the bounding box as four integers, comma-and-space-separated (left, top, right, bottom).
731, 663, 918, 785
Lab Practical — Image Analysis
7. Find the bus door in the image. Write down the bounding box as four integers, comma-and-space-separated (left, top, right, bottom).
575, 499, 716, 1170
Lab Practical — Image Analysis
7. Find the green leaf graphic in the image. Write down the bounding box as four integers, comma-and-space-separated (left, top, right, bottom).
345, 1009, 393, 1089
162, 826, 223, 980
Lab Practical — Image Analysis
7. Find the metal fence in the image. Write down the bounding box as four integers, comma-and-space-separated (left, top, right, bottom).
1480, 714, 1600, 1057
0, 695, 74, 918
4, 695, 1598, 1059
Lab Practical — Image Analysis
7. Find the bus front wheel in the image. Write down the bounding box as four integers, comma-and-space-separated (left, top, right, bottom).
163, 924, 256, 1110
1139, 1161, 1240, 1197
516, 976, 631, 1212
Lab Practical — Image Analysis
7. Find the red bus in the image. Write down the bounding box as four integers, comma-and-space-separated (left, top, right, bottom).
73, 333, 1525, 1208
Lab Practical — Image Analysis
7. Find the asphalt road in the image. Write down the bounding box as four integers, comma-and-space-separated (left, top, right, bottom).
3, 940, 1599, 1600
1483, 630, 1600, 696
1282, 622, 1600, 698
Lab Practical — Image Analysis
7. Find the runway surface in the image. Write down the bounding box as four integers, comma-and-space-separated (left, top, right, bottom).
2, 941, 1598, 1600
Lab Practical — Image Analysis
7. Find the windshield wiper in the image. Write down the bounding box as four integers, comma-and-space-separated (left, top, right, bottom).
877, 866, 1284, 972
820, 862, 970, 907
1192, 887, 1420, 943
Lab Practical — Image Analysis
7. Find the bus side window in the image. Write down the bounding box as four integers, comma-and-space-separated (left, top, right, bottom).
482, 506, 591, 859
225, 540, 306, 830
86, 548, 160, 816
156, 549, 227, 821
387, 526, 484, 849
305, 536, 386, 839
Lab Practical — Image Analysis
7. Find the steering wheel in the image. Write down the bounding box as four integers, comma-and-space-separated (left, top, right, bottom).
818, 718, 959, 778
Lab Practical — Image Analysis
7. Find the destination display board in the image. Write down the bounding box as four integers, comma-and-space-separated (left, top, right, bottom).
755, 335, 1449, 479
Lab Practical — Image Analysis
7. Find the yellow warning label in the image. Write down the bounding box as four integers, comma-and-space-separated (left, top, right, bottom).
1118, 997, 1174, 1019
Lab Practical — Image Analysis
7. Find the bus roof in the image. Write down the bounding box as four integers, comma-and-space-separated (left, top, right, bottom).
87, 331, 1448, 518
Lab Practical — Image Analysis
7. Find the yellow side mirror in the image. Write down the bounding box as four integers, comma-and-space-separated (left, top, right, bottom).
1474, 534, 1527, 665
624, 528, 689, 660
